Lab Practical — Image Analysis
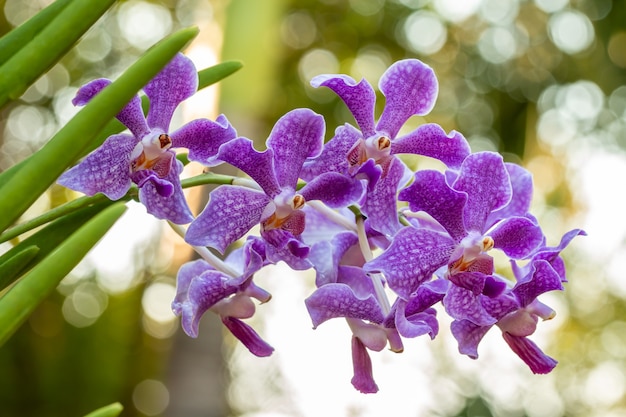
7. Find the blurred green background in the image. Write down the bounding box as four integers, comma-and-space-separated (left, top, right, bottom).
0, 0, 624, 416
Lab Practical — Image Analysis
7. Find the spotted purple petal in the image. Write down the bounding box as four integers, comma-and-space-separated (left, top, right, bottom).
305, 273, 385, 328
139, 159, 194, 224
178, 270, 235, 338
351, 336, 379, 394
170, 114, 237, 164
222, 316, 274, 357
300, 172, 364, 208
450, 319, 491, 358
266, 108, 325, 189
487, 163, 533, 227
502, 332, 557, 374
217, 137, 281, 198
172, 259, 212, 316
311, 74, 376, 138
391, 123, 470, 169
444, 286, 497, 326
453, 152, 512, 233
364, 227, 455, 300
361, 157, 407, 237
186, 186, 270, 252
376, 59, 438, 139
72, 79, 150, 139
144, 53, 198, 132
57, 133, 136, 200
395, 300, 439, 339
489, 216, 543, 259
513, 260, 564, 308
301, 124, 362, 181
399, 169, 467, 242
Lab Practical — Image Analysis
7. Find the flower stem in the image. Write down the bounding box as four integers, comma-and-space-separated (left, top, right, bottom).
356, 216, 390, 316
167, 221, 240, 278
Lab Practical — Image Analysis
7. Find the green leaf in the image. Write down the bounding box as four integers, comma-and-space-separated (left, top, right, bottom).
82, 402, 124, 417
0, 200, 115, 290
198, 60, 243, 90
0, 26, 199, 233
0, 246, 39, 291
0, 202, 127, 346
0, 0, 118, 107
0, 0, 73, 65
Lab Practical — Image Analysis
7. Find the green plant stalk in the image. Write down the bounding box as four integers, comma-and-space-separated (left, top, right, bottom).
0, 0, 118, 106
82, 402, 124, 417
0, 26, 199, 233
0, 202, 127, 346
0, 0, 73, 65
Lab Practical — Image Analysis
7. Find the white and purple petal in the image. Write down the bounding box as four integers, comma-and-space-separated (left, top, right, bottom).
300, 124, 362, 181
73, 78, 150, 139
489, 216, 543, 259
453, 152, 512, 233
399, 169, 467, 242
450, 319, 491, 359
266, 108, 325, 189
170, 114, 237, 164
139, 159, 194, 224
311, 74, 377, 137
222, 316, 274, 357
376, 59, 438, 138
444, 287, 497, 326
487, 163, 534, 227
144, 53, 198, 132
364, 227, 455, 300
350, 336, 379, 394
513, 259, 564, 308
217, 137, 281, 198
186, 186, 270, 253
57, 133, 136, 200
300, 172, 364, 208
391, 124, 470, 169
360, 157, 407, 237
502, 332, 557, 374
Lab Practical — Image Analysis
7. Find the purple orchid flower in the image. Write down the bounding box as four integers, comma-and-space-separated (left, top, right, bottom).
364, 152, 544, 325
172, 238, 274, 357
185, 108, 364, 266
451, 256, 568, 374
301, 59, 471, 236
58, 53, 237, 224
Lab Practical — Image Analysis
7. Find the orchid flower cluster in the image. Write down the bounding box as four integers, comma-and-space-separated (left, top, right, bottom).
58, 53, 584, 393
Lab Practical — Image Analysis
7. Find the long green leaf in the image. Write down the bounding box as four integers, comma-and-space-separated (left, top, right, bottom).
0, 0, 73, 65
0, 0, 118, 106
0, 246, 39, 291
0, 202, 127, 346
198, 60, 243, 89
83, 402, 123, 417
0, 200, 115, 290
0, 26, 199, 233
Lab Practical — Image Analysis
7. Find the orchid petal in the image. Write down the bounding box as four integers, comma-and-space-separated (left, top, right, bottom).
399, 169, 467, 242
311, 74, 376, 137
73, 78, 150, 138
391, 123, 470, 169
444, 286, 497, 326
490, 216, 543, 259
364, 227, 455, 300
453, 152, 512, 233
300, 172, 364, 208
361, 157, 407, 237
487, 163, 533, 226
513, 260, 564, 307
186, 186, 270, 252
144, 53, 198, 132
217, 137, 281, 198
222, 316, 274, 357
139, 159, 194, 224
57, 133, 135, 200
350, 336, 379, 394
377, 59, 438, 138
450, 319, 491, 359
170, 114, 237, 164
301, 124, 362, 180
305, 281, 384, 328
267, 108, 325, 189
502, 332, 557, 374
